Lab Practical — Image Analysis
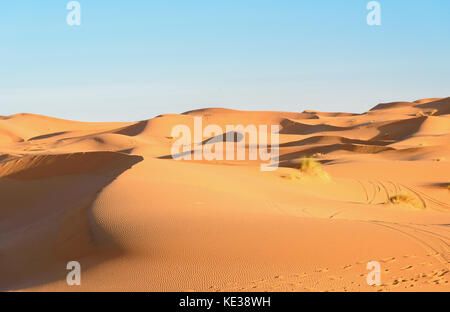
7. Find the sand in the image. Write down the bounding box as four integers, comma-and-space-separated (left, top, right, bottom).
0, 98, 449, 292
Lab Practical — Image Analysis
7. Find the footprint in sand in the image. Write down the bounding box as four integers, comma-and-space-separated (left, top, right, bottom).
342, 264, 352, 270
427, 252, 440, 257
381, 257, 396, 263
316, 268, 329, 273
401, 265, 414, 270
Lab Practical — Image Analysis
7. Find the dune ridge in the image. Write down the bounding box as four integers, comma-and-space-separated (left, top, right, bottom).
0, 97, 449, 292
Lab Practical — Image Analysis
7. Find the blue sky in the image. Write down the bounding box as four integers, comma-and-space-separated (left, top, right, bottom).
1, 0, 449, 121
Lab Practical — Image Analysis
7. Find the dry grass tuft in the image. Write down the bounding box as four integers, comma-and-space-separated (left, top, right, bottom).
389, 193, 425, 210
296, 157, 330, 180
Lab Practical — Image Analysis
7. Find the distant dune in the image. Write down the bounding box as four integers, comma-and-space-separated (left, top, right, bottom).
0, 97, 449, 291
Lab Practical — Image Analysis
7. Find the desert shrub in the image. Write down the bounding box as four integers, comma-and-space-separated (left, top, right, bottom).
389, 193, 424, 210
296, 157, 329, 179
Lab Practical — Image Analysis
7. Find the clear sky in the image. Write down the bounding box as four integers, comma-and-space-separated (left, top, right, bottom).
1, 0, 449, 121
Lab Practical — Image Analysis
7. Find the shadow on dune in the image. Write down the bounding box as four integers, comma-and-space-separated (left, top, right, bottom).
414, 97, 450, 116
201, 131, 244, 145
279, 118, 354, 135
28, 131, 68, 141
278, 144, 395, 162
0, 152, 143, 291
159, 131, 245, 160
0, 154, 12, 163
424, 182, 450, 189
159, 150, 193, 160
278, 135, 392, 147
114, 120, 149, 137
370, 117, 426, 141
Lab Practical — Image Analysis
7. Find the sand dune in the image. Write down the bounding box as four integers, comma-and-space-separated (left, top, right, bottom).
0, 97, 449, 292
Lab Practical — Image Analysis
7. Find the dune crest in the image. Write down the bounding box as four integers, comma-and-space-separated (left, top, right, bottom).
0, 98, 449, 291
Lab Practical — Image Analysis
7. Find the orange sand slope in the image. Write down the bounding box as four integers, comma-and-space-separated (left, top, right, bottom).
0, 97, 449, 292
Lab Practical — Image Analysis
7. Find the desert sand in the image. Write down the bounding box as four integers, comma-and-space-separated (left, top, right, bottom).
0, 98, 449, 292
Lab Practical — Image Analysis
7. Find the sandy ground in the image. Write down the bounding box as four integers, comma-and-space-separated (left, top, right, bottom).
0, 97, 449, 292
